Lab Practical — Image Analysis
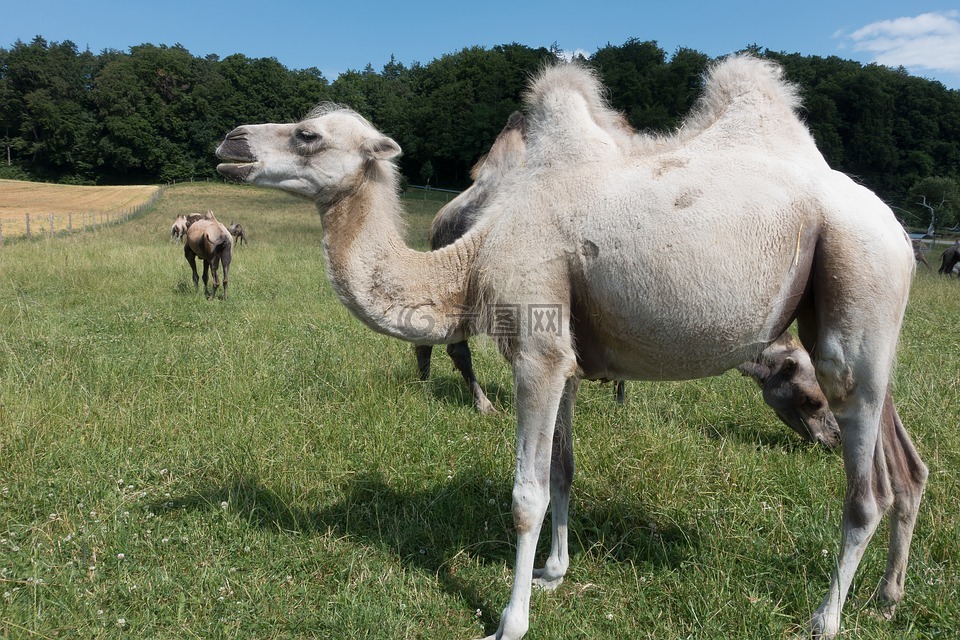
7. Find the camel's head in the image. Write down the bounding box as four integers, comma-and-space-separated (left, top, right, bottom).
429, 112, 527, 248
216, 105, 401, 201
738, 333, 840, 448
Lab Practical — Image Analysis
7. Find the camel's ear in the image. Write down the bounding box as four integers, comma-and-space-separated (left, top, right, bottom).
781, 356, 798, 375
736, 362, 770, 385
361, 136, 401, 160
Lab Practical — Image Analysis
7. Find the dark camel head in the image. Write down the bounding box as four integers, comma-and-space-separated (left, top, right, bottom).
738, 332, 840, 448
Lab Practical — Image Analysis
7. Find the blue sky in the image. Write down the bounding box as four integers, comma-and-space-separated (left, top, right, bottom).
3, 1, 960, 89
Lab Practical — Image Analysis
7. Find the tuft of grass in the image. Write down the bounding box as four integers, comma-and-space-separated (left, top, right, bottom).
1, 182, 958, 639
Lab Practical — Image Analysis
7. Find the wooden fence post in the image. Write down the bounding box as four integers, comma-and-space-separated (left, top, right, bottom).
49, 213, 54, 237
25, 213, 30, 239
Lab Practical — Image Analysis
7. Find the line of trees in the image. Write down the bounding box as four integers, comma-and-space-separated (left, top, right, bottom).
2, 36, 959, 228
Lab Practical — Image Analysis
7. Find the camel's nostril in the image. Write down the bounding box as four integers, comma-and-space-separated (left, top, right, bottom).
226, 128, 248, 141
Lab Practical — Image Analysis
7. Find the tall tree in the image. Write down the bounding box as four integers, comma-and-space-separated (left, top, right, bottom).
2, 37, 99, 182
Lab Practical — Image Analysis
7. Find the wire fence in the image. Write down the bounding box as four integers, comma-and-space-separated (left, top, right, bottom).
0, 186, 165, 246
405, 184, 459, 202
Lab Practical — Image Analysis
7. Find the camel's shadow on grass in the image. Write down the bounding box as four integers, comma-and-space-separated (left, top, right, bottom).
150, 469, 699, 629
702, 416, 822, 451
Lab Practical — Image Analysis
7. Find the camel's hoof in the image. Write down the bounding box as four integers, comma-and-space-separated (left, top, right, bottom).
531, 574, 563, 591
477, 402, 498, 416
880, 602, 897, 621
808, 612, 838, 640
867, 602, 897, 622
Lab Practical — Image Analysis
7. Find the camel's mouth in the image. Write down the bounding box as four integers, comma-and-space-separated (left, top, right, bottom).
216, 162, 256, 182
216, 129, 256, 182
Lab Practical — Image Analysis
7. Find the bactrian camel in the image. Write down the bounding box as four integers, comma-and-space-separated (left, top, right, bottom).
216, 56, 927, 639
228, 222, 248, 245
184, 210, 233, 300
170, 214, 188, 242
939, 240, 960, 276
424, 110, 839, 446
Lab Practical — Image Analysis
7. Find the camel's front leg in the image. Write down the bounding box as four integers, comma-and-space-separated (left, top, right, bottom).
533, 376, 579, 590
484, 354, 574, 640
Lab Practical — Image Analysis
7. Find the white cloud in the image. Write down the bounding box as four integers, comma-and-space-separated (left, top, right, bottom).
843, 11, 960, 76
557, 48, 590, 62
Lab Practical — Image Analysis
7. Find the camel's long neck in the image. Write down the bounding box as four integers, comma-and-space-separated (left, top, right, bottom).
319, 179, 479, 345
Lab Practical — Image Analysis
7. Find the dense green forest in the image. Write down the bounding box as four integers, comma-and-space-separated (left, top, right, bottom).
2, 36, 959, 228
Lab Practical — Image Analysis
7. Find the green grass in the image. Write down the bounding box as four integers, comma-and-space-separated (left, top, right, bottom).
1, 182, 958, 639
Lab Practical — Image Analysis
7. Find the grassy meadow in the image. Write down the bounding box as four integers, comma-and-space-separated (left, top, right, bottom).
1, 182, 958, 639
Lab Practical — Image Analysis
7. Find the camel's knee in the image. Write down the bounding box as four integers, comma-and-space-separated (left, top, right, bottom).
844, 484, 886, 532
512, 481, 550, 535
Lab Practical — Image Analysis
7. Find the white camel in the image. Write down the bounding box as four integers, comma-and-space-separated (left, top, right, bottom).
424, 110, 841, 446
170, 214, 188, 242
216, 56, 927, 639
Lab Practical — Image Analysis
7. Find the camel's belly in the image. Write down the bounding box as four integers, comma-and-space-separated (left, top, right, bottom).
570, 213, 816, 381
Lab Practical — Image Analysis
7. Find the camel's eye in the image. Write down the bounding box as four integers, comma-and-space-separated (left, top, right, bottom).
296, 129, 320, 144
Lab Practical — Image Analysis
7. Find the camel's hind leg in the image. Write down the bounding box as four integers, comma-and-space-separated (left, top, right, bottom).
201, 261, 211, 298
796, 316, 926, 623
877, 390, 927, 616
415, 345, 433, 380
804, 253, 915, 636
204, 253, 220, 298
446, 341, 496, 414
209, 255, 222, 299
220, 246, 231, 299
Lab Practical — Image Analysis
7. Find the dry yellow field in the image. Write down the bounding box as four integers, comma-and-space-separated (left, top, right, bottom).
0, 179, 160, 239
